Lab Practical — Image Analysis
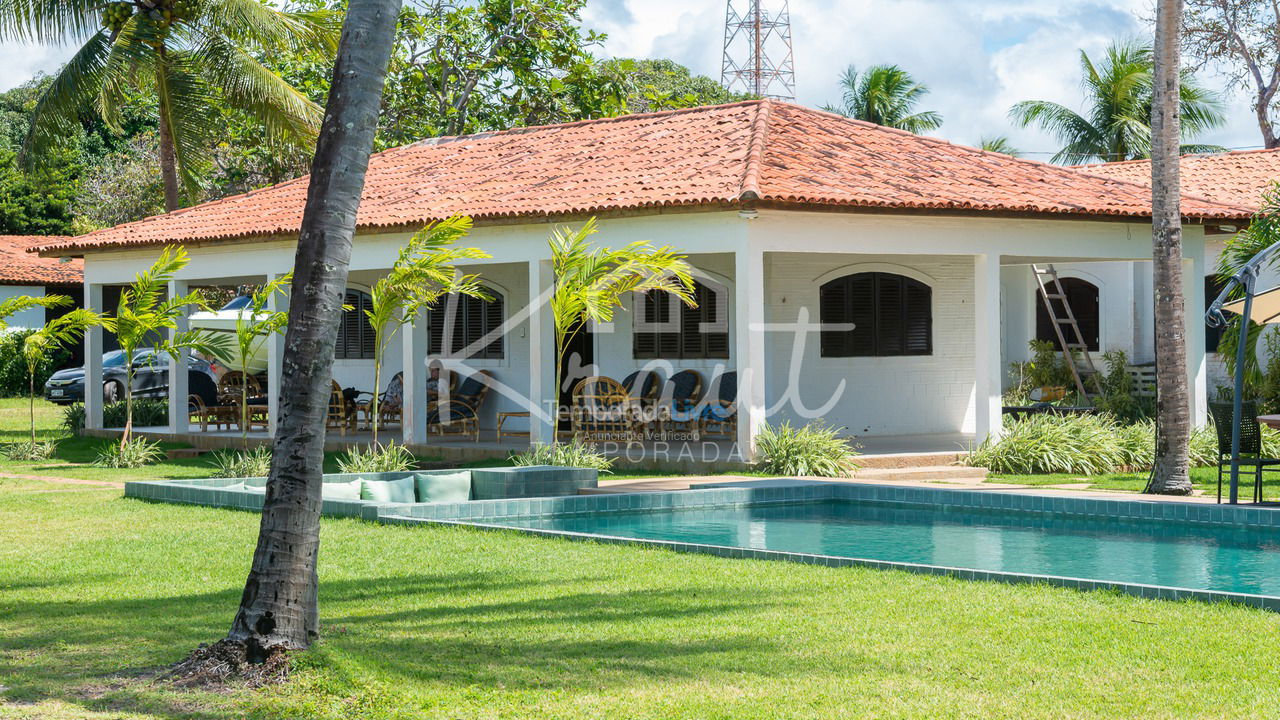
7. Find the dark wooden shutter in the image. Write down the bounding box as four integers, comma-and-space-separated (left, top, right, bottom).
703, 283, 729, 357
820, 277, 850, 356
427, 301, 444, 355
680, 284, 705, 357
904, 279, 932, 354
336, 290, 374, 359
875, 274, 904, 355
482, 291, 504, 358
633, 291, 657, 358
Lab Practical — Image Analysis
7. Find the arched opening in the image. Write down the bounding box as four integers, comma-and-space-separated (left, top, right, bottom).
819, 272, 932, 357
1035, 277, 1099, 352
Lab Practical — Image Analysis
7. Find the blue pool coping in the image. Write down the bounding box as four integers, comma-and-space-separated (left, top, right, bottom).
125, 475, 1280, 611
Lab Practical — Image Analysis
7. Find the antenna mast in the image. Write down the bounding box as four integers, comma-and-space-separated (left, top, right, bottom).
720, 0, 795, 101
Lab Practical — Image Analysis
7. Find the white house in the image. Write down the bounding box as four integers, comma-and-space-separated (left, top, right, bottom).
34, 100, 1249, 461
1069, 148, 1280, 393
0, 235, 82, 329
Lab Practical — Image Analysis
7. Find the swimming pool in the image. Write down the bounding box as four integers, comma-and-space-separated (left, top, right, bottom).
380, 481, 1280, 610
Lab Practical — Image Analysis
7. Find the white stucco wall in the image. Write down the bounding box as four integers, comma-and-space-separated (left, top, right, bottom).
0, 285, 49, 330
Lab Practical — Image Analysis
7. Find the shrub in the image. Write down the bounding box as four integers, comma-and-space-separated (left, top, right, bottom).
510, 440, 614, 472
1095, 350, 1153, 422
336, 442, 417, 473
3, 439, 58, 461
63, 400, 169, 432
93, 437, 164, 468
754, 421, 860, 478
0, 328, 70, 398
966, 413, 1129, 475
209, 445, 272, 478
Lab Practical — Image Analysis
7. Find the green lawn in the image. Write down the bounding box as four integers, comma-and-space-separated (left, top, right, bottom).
4, 399, 1280, 718
991, 466, 1265, 497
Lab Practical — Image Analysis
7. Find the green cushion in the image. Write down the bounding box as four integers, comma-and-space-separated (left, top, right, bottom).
361, 476, 416, 504
321, 478, 363, 501
414, 470, 471, 503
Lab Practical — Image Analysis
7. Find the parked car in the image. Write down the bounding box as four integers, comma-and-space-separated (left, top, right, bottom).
44, 349, 219, 406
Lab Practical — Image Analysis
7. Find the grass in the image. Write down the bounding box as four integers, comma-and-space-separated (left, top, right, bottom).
1, 400, 1280, 717
7, 477, 1280, 719
990, 466, 1268, 496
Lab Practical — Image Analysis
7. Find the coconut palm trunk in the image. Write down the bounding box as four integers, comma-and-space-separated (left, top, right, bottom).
1149, 0, 1193, 495
155, 51, 182, 213
226, 0, 402, 655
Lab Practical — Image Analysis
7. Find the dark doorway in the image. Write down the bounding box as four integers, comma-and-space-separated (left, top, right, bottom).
1036, 277, 1100, 351
558, 320, 595, 413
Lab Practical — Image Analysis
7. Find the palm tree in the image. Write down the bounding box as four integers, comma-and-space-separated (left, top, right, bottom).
0, 0, 337, 211
224, 273, 292, 443
1212, 185, 1280, 396
1148, 1, 1193, 496
822, 64, 943, 133
103, 245, 228, 447
1010, 38, 1225, 165
548, 217, 696, 438
978, 136, 1021, 157
226, 0, 403, 657
23, 309, 103, 444
363, 216, 489, 445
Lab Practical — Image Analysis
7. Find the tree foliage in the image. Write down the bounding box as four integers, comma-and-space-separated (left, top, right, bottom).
605, 58, 749, 114
0, 0, 338, 211
1182, 0, 1280, 148
822, 64, 943, 133
1009, 38, 1226, 164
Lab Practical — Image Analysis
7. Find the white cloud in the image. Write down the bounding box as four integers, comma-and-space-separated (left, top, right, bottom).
585, 0, 1266, 157
0, 41, 75, 91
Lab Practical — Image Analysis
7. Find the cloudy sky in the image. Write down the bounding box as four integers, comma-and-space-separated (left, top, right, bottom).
2, 0, 1266, 159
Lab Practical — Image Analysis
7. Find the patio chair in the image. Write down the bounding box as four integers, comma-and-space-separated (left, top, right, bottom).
427, 370, 493, 441
217, 371, 262, 407
354, 371, 404, 430
1208, 401, 1278, 503
188, 394, 226, 432
570, 375, 645, 445
326, 380, 355, 436
655, 369, 704, 439
698, 370, 738, 440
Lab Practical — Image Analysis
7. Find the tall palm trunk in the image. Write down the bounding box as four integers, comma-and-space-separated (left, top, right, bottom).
226, 0, 403, 654
1149, 0, 1193, 495
155, 50, 182, 213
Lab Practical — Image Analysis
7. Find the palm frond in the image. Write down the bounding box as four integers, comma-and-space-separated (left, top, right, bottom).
198, 0, 338, 54
0, 293, 71, 330
0, 0, 101, 42
21, 30, 111, 164
196, 35, 322, 147
157, 52, 218, 202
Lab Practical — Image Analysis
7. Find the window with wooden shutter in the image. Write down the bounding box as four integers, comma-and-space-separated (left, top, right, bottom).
1035, 277, 1099, 351
633, 280, 729, 359
820, 272, 932, 357
335, 289, 375, 360
428, 287, 504, 359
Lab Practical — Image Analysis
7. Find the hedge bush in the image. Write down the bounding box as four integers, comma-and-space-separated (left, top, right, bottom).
0, 329, 71, 398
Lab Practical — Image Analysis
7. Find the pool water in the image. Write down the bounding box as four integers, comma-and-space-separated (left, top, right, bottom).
490, 499, 1280, 597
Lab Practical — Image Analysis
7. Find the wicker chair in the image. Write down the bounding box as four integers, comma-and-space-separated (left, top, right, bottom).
621, 369, 661, 429
656, 369, 704, 439
355, 371, 404, 430
698, 371, 738, 440
571, 375, 645, 445
1209, 401, 1279, 503
326, 380, 355, 436
427, 370, 493, 441
217, 371, 262, 407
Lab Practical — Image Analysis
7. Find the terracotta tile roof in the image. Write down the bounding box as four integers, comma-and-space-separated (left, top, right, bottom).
38, 100, 1253, 256
1075, 148, 1280, 211
0, 236, 82, 285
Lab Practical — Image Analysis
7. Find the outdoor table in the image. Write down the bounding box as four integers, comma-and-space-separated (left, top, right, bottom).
1258, 414, 1280, 430
496, 411, 531, 442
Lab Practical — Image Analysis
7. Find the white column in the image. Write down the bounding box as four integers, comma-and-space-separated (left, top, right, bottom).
734, 244, 766, 460
401, 309, 428, 444
266, 273, 289, 437
167, 280, 190, 434
974, 253, 1003, 441
528, 259, 555, 444
84, 283, 104, 431
1185, 255, 1208, 427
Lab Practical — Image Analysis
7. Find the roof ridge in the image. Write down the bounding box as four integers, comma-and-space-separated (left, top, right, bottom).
740, 100, 773, 201
1073, 146, 1280, 170
393, 99, 769, 152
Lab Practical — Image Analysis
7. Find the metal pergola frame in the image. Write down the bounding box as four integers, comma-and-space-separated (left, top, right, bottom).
1205, 238, 1280, 504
